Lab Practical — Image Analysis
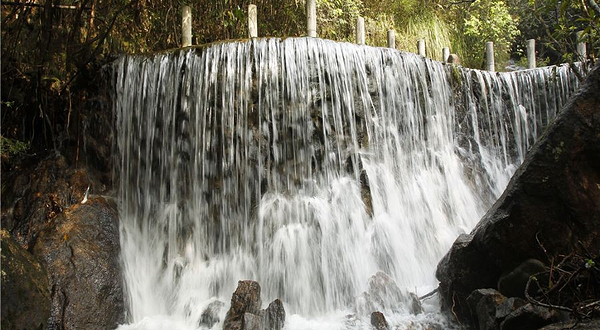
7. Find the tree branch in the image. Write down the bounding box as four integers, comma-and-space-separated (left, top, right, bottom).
525, 273, 574, 313
59, 0, 139, 93
1, 1, 90, 10
587, 0, 600, 16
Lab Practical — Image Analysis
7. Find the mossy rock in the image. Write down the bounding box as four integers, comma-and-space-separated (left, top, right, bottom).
1, 229, 51, 330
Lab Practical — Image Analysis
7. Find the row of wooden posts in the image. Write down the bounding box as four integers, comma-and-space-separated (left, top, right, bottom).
181, 1, 588, 71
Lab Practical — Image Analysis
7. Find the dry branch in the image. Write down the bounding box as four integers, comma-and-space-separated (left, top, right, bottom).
1, 1, 90, 10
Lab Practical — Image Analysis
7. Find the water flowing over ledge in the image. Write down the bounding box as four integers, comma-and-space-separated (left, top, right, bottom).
112, 37, 581, 329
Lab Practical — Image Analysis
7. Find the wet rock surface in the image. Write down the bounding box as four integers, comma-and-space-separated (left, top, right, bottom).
1, 154, 109, 249
0, 152, 123, 330
355, 272, 423, 316
500, 304, 561, 330
0, 76, 122, 330
466, 289, 506, 330
466, 288, 526, 330
224, 280, 262, 329
263, 299, 286, 330
499, 303, 561, 330
1, 229, 51, 330
224, 280, 286, 330
370, 311, 389, 330
538, 319, 600, 329
32, 196, 124, 330
1, 85, 114, 250
407, 292, 424, 315
242, 313, 262, 330
199, 300, 225, 328
436, 65, 600, 326
461, 287, 563, 330
497, 259, 546, 299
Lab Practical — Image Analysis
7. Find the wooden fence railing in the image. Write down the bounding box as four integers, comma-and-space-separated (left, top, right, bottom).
179, 2, 588, 71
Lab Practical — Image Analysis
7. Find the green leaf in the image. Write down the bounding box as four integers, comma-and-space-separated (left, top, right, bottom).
585, 259, 595, 269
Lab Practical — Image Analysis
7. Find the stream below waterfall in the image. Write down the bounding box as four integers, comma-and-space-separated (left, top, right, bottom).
112, 37, 580, 330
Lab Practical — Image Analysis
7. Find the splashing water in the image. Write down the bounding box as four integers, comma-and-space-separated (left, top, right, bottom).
113, 38, 581, 329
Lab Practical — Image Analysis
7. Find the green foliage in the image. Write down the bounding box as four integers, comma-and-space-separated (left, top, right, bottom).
463, 0, 520, 68
361, 0, 456, 60
364, 14, 394, 47
510, 0, 599, 64
1, 101, 14, 109
0, 136, 30, 158
317, 0, 362, 41
586, 259, 596, 269
398, 12, 455, 62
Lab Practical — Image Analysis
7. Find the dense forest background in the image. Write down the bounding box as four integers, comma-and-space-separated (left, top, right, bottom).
1, 0, 599, 168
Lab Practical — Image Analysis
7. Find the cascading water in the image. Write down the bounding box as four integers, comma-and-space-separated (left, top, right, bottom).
113, 38, 581, 329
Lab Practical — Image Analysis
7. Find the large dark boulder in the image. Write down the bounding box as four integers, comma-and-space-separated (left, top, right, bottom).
1, 155, 108, 249
0, 152, 123, 329
1, 90, 115, 249
1, 229, 51, 330
436, 64, 600, 327
32, 196, 124, 330
497, 259, 546, 299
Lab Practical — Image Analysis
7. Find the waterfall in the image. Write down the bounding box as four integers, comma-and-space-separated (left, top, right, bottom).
113, 38, 581, 329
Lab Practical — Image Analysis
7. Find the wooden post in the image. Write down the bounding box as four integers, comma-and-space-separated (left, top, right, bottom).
356, 17, 365, 45
527, 39, 536, 69
442, 47, 450, 63
486, 41, 495, 72
387, 30, 395, 49
576, 31, 587, 62
417, 39, 426, 57
181, 6, 192, 47
307, 0, 317, 37
248, 4, 258, 38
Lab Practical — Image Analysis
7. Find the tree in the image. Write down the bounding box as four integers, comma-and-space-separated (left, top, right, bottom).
462, 0, 520, 68
520, 0, 599, 64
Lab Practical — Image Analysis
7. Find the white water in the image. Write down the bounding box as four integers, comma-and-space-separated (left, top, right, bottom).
113, 38, 580, 329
